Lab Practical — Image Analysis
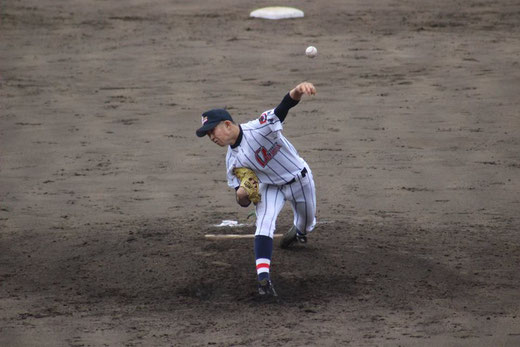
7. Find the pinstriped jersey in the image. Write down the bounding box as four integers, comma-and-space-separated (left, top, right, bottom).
226, 109, 307, 187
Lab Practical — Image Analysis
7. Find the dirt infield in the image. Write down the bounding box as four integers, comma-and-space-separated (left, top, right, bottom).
1, 0, 520, 345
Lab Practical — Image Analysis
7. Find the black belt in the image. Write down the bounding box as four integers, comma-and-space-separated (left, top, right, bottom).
286, 168, 307, 185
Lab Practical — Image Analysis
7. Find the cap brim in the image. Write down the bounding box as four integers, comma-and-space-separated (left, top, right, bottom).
196, 121, 219, 137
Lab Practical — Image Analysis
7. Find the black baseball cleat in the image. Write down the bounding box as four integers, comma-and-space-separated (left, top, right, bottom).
280, 225, 307, 249
257, 278, 278, 297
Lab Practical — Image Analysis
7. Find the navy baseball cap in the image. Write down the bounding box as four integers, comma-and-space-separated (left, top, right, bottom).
196, 109, 233, 137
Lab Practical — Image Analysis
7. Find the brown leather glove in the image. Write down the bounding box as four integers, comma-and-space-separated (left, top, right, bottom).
233, 168, 261, 205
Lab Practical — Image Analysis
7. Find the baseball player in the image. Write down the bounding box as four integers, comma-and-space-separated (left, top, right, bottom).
196, 82, 317, 297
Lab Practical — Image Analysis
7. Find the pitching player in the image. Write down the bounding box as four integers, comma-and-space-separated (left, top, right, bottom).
196, 82, 317, 297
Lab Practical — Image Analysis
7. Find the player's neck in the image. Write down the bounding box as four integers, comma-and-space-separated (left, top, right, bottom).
230, 124, 242, 148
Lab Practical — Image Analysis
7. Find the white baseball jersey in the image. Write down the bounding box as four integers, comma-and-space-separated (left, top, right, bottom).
226, 109, 307, 187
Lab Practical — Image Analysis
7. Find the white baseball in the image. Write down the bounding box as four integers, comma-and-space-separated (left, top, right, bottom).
305, 46, 317, 58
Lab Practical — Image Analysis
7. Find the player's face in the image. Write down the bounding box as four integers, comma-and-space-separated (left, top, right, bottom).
208, 122, 233, 146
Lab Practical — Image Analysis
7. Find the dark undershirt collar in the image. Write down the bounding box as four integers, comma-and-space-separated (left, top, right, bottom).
230, 125, 243, 149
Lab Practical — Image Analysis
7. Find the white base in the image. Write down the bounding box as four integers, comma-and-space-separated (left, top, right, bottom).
250, 6, 304, 20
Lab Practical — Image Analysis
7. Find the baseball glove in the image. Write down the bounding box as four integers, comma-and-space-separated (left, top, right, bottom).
233, 167, 261, 204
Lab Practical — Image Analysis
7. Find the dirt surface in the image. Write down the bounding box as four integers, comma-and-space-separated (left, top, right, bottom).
1, 0, 520, 345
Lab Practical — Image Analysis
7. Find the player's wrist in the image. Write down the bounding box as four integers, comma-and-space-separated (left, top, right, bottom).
289, 88, 302, 101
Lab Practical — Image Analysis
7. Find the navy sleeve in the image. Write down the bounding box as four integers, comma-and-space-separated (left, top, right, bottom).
274, 93, 299, 122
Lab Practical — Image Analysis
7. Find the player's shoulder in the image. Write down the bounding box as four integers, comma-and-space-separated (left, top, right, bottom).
259, 109, 280, 124
242, 109, 280, 130
226, 146, 236, 157
226, 147, 237, 165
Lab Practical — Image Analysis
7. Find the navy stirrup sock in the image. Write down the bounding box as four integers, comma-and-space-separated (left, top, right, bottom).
254, 235, 273, 281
